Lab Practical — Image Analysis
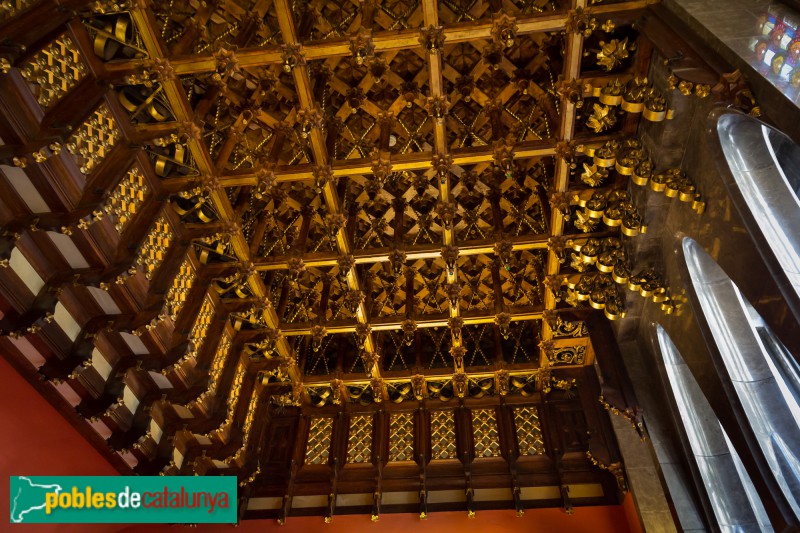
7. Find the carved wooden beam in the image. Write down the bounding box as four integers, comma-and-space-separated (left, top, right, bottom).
103, 1, 654, 76
273, 0, 381, 382
127, 3, 306, 402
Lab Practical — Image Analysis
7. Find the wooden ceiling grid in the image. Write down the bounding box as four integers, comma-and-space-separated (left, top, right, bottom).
0, 0, 659, 504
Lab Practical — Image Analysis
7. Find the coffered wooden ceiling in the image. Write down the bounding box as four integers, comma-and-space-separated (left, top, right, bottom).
0, 0, 675, 520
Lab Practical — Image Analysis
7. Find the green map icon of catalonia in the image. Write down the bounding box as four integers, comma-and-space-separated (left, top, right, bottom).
10, 476, 63, 523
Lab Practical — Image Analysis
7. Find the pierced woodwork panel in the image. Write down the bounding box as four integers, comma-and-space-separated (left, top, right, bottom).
430, 409, 457, 460
105, 164, 148, 233
303, 333, 359, 376
386, 381, 414, 403
366, 257, 450, 320
233, 386, 261, 462
345, 181, 398, 251
420, 327, 452, 369
443, 34, 563, 146
499, 250, 546, 307
247, 183, 331, 258
471, 407, 500, 458
458, 251, 545, 313
184, 67, 307, 169
437, 0, 562, 25
513, 405, 545, 456
268, 265, 356, 326
305, 416, 334, 465
136, 215, 174, 279
188, 293, 215, 357
19, 34, 87, 110
65, 104, 120, 175
223, 360, 247, 426
152, 0, 282, 53
164, 255, 196, 320
206, 331, 232, 395
374, 0, 422, 31
499, 321, 540, 364
381, 331, 415, 372
346, 413, 373, 463
462, 324, 495, 367
388, 411, 415, 462
84, 12, 145, 62
301, 0, 360, 39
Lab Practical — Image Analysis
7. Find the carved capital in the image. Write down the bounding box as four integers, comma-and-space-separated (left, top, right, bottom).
425, 96, 449, 120
555, 140, 577, 164
493, 238, 514, 268
401, 319, 417, 346
370, 378, 384, 402
349, 27, 374, 65
431, 153, 452, 177
453, 373, 468, 398
388, 249, 406, 275
361, 350, 378, 370
455, 75, 475, 102
337, 254, 356, 274
298, 107, 324, 139
436, 200, 456, 230
441, 245, 459, 274
555, 77, 584, 108
411, 374, 425, 400
213, 47, 240, 75
150, 57, 174, 81
542, 309, 559, 330
491, 13, 517, 48
312, 164, 333, 192
310, 325, 328, 352
280, 43, 305, 72
492, 139, 515, 172
323, 212, 347, 235
343, 289, 365, 312
254, 168, 276, 199
448, 316, 464, 336
287, 256, 306, 278
565, 7, 597, 37
420, 25, 445, 54
482, 41, 505, 70
355, 323, 372, 346
487, 370, 506, 398
494, 312, 512, 339
549, 191, 570, 215
371, 157, 392, 184
538, 339, 555, 360
450, 345, 466, 370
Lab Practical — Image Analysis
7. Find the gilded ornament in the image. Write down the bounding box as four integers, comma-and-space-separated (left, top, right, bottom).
585, 103, 617, 133
596, 38, 630, 72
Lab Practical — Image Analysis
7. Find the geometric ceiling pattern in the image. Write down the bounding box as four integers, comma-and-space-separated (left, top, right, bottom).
0, 0, 669, 514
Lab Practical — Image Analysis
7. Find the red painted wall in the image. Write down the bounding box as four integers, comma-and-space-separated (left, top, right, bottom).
0, 355, 638, 532
0, 355, 121, 532
230, 506, 635, 533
